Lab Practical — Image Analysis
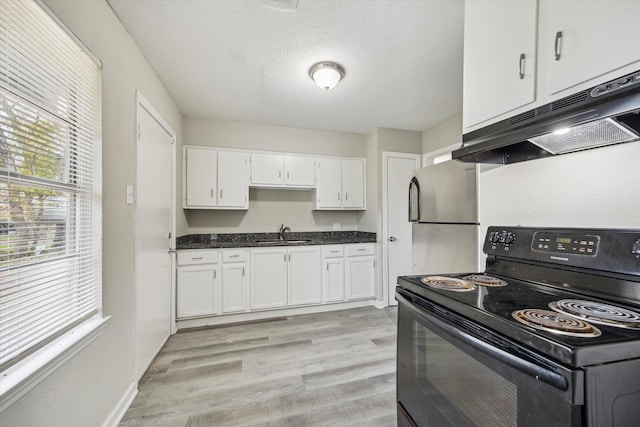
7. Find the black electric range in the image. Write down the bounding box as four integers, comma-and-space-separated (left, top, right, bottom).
396, 226, 640, 426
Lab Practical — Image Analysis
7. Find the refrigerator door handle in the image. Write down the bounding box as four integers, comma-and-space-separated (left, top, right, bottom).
408, 176, 420, 223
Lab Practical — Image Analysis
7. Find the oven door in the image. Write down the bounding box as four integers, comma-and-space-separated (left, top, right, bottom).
396, 288, 584, 426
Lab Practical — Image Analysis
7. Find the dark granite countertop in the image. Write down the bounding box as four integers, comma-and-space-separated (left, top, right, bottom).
176, 231, 376, 250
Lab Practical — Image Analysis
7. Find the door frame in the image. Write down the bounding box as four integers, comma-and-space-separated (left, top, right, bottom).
381, 151, 421, 307
134, 91, 177, 380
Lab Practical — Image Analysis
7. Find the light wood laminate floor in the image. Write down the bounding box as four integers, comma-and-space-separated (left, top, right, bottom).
119, 306, 398, 427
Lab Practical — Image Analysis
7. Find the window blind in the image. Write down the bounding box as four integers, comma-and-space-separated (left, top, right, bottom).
0, 0, 102, 371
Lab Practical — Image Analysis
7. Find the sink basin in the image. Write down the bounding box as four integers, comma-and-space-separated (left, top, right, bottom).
254, 239, 312, 245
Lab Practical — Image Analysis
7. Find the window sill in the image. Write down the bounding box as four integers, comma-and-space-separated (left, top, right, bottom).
0, 315, 111, 412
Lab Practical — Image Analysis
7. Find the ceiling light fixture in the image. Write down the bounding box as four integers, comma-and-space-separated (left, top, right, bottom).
309, 62, 345, 91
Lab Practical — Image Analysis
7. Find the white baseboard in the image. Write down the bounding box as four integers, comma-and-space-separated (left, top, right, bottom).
101, 381, 137, 427
176, 299, 376, 330
374, 301, 387, 309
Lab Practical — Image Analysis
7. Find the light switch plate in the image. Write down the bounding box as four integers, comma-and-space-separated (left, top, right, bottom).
126, 185, 134, 205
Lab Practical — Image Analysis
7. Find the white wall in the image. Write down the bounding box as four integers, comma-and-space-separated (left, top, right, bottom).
422, 113, 462, 154
180, 117, 367, 234
0, 1, 183, 426
479, 140, 640, 252
359, 127, 422, 303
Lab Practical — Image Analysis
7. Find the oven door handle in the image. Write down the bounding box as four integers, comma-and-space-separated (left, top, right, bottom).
396, 290, 569, 391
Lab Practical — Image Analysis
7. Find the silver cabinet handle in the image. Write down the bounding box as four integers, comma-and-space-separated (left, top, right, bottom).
345, 192, 348, 200
230, 254, 239, 258
358, 248, 366, 251
192, 256, 203, 260
242, 267, 245, 276
211, 189, 214, 198
220, 189, 223, 198
519, 53, 525, 79
554, 31, 562, 61
287, 171, 290, 179
279, 170, 282, 178
389, 236, 397, 242
338, 192, 341, 201
214, 269, 217, 279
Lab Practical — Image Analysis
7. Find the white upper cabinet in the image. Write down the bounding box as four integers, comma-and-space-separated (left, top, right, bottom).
462, 0, 537, 129
217, 151, 249, 208
184, 147, 217, 207
542, 0, 640, 96
315, 157, 342, 208
250, 153, 284, 186
463, 0, 640, 132
184, 147, 248, 209
284, 155, 315, 187
250, 153, 315, 188
341, 159, 365, 209
315, 157, 366, 210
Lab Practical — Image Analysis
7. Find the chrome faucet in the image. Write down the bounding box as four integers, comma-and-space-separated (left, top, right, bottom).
279, 224, 291, 240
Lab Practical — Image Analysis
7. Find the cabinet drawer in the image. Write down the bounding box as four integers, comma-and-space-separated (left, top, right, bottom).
177, 250, 219, 266
322, 246, 344, 258
345, 244, 375, 257
223, 250, 247, 263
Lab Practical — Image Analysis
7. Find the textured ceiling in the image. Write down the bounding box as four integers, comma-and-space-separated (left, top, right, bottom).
107, 0, 464, 135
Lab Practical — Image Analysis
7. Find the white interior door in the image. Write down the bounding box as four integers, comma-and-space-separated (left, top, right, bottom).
383, 152, 420, 306
136, 95, 175, 379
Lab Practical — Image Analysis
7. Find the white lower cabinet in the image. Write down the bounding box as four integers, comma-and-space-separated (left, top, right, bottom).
250, 248, 288, 310
288, 246, 322, 306
250, 246, 322, 309
176, 250, 221, 318
221, 249, 249, 313
345, 244, 376, 300
178, 242, 375, 319
322, 245, 345, 303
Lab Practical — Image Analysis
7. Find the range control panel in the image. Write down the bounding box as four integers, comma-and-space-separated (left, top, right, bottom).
483, 226, 640, 276
531, 232, 599, 256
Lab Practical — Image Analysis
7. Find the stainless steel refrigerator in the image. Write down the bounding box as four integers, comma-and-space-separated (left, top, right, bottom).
409, 160, 479, 274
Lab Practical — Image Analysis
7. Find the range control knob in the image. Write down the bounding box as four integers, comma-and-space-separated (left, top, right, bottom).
505, 233, 516, 245
632, 239, 640, 257
489, 231, 501, 243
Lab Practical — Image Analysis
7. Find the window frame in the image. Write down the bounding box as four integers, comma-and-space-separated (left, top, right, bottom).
0, 0, 106, 411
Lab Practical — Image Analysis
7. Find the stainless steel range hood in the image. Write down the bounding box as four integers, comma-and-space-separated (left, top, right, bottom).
453, 70, 640, 164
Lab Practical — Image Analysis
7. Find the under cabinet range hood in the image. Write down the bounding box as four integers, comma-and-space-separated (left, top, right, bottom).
453, 69, 640, 164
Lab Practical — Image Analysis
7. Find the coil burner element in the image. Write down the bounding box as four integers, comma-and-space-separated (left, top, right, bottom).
421, 276, 477, 292
512, 308, 602, 337
549, 299, 640, 330
463, 274, 508, 287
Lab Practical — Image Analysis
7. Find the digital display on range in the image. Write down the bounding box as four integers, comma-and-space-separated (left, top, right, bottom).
532, 232, 599, 256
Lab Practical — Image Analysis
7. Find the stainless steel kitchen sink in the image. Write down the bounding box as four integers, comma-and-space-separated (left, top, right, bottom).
254, 239, 312, 245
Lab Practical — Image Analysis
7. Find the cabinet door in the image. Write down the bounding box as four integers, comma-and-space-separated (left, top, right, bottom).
544, 0, 640, 96
323, 258, 345, 303
288, 247, 322, 306
341, 159, 365, 209
462, 0, 537, 129
250, 153, 284, 186
217, 151, 249, 208
284, 155, 315, 187
250, 248, 287, 310
315, 157, 342, 208
176, 265, 220, 318
185, 147, 217, 207
222, 263, 248, 313
345, 256, 376, 300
